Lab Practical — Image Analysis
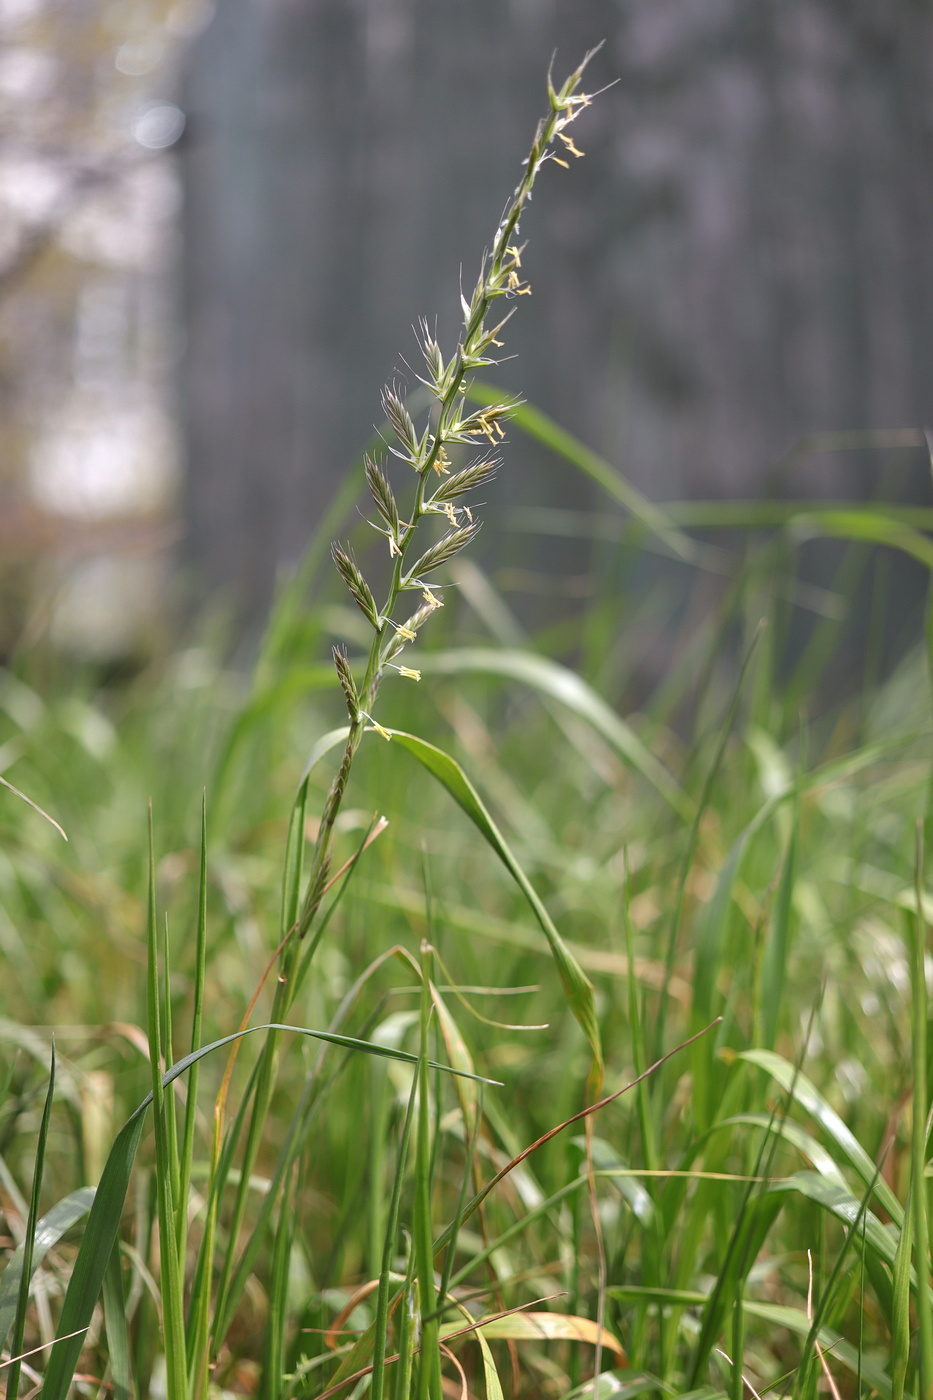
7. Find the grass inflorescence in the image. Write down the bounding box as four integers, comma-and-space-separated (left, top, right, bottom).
0, 45, 933, 1400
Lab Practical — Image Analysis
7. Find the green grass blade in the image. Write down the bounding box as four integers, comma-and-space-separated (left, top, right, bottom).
622, 859, 657, 1174
281, 774, 309, 942
371, 1081, 418, 1400
414, 942, 442, 1400
792, 1165, 882, 1400
177, 793, 208, 1262
162, 912, 182, 1230
102, 1241, 133, 1400
740, 1050, 904, 1224
416, 648, 692, 820
758, 812, 798, 1049
464, 379, 696, 562
653, 626, 762, 1064
7, 1039, 54, 1400
475, 1325, 505, 1400
0, 1187, 94, 1349
40, 1105, 148, 1400
891, 1181, 913, 1400
260, 1163, 295, 1400
787, 508, 933, 568
146, 810, 187, 1400
912, 822, 933, 1400
610, 1289, 893, 1398
770, 1173, 905, 1278
687, 1192, 784, 1388
388, 728, 602, 1077
690, 827, 755, 1133
40, 1017, 491, 1400
300, 725, 352, 781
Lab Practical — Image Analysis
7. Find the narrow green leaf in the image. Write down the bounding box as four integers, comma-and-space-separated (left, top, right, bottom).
414, 942, 442, 1400
371, 1081, 418, 1400
788, 509, 933, 568
417, 648, 692, 820
7, 1040, 54, 1400
0, 1188, 94, 1350
609, 1289, 893, 1399
464, 379, 696, 563
260, 1164, 295, 1400
740, 1050, 904, 1225
301, 725, 351, 782
688, 1192, 783, 1387
102, 1243, 133, 1400
758, 814, 798, 1049
40, 1105, 148, 1400
909, 821, 933, 1400
690, 828, 753, 1133
146, 811, 187, 1400
41, 1022, 493, 1400
388, 729, 602, 1075
177, 794, 209, 1261
891, 1181, 913, 1400
769, 1173, 904, 1278
475, 1326, 505, 1400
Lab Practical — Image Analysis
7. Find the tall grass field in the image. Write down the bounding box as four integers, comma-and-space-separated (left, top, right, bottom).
2, 52, 933, 1400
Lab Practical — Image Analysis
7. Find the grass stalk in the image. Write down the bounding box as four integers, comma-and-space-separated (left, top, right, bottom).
912, 819, 933, 1400
147, 808, 188, 1400
6, 1041, 53, 1400
177, 794, 208, 1264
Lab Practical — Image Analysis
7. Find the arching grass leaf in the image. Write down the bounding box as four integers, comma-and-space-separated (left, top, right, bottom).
388, 729, 602, 1075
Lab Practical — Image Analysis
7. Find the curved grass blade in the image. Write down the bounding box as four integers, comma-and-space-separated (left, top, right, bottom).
714, 1113, 846, 1186
464, 380, 695, 562
889, 1179, 912, 1400
177, 794, 209, 1263
608, 1289, 893, 1399
40, 1024, 498, 1400
758, 811, 798, 1050
370, 1077, 418, 1400
475, 1326, 505, 1400
689, 827, 754, 1134
301, 725, 352, 782
102, 1242, 132, 1400
40, 1099, 148, 1400
145, 811, 186, 1400
788, 509, 933, 568
441, 1310, 625, 1362
739, 1049, 903, 1225
416, 648, 692, 820
6, 1040, 54, 1400
0, 1187, 94, 1350
387, 728, 602, 1076
769, 1173, 904, 1279
791, 1163, 883, 1400
908, 823, 933, 1400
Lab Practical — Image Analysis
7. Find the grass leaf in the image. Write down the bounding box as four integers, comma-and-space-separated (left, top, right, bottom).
417, 648, 692, 820
387, 728, 602, 1076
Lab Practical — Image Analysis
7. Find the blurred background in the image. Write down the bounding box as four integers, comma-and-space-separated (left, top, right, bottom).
3, 0, 932, 661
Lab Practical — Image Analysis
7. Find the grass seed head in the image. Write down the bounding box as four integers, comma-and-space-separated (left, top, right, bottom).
331, 543, 380, 630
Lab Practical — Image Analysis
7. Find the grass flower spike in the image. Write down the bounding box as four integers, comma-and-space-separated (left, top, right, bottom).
307, 48, 601, 937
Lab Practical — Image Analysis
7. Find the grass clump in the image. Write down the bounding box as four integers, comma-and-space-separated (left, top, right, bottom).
1, 46, 933, 1400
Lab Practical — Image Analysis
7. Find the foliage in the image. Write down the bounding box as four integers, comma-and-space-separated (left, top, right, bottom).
1, 51, 933, 1400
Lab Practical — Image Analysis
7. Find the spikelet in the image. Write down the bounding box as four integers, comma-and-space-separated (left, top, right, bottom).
407, 522, 480, 581
431, 456, 499, 503
364, 454, 400, 536
332, 645, 359, 721
331, 544, 380, 630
